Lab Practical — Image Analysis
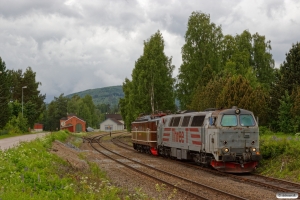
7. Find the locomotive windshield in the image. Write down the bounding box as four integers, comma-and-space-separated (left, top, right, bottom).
221, 115, 237, 126
239, 114, 256, 126
221, 114, 256, 127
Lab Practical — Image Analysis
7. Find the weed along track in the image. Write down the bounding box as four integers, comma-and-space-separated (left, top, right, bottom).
84, 134, 249, 200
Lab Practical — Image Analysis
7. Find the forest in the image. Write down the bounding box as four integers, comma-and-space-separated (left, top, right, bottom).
0, 63, 117, 133
120, 11, 300, 133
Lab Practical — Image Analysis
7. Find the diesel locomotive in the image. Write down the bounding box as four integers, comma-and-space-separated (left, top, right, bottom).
131, 107, 262, 173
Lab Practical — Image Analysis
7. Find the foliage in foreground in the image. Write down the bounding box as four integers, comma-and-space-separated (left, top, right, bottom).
0, 131, 121, 200
258, 130, 300, 182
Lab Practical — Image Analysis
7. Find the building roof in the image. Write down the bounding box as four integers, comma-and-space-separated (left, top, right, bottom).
109, 118, 123, 125
105, 114, 123, 120
100, 118, 123, 125
60, 114, 85, 122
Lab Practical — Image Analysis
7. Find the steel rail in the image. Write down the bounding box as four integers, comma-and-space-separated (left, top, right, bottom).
100, 135, 247, 200
114, 134, 300, 198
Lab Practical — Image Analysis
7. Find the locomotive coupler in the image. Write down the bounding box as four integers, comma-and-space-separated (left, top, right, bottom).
239, 159, 245, 168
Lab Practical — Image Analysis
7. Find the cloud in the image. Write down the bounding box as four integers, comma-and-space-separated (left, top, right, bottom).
0, 0, 299, 102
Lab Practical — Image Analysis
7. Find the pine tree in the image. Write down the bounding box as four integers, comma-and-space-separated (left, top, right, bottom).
8, 67, 46, 128
216, 75, 253, 109
278, 91, 294, 133
269, 42, 300, 131
0, 57, 11, 129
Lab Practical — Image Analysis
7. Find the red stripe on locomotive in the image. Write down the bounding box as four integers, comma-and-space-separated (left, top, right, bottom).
192, 141, 202, 145
191, 134, 200, 138
188, 128, 199, 132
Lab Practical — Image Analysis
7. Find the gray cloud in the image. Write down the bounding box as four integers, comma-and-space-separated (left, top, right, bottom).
0, 0, 299, 102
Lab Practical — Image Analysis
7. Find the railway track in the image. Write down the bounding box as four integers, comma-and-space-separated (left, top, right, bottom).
113, 134, 300, 198
84, 133, 247, 200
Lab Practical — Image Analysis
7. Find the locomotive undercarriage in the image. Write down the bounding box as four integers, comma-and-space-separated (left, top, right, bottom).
157, 145, 213, 166
191, 152, 213, 166
158, 145, 171, 157
133, 143, 152, 154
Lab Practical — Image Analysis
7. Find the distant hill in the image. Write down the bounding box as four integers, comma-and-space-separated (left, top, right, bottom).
66, 85, 124, 106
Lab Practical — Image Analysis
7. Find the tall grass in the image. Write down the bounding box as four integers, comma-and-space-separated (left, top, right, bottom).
258, 130, 300, 181
0, 131, 121, 200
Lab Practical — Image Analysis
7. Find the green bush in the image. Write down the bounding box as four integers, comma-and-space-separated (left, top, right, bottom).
4, 113, 28, 134
259, 126, 274, 135
258, 133, 300, 181
260, 138, 288, 159
0, 130, 9, 136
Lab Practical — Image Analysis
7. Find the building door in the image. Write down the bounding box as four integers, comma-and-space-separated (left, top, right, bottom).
76, 123, 82, 132
105, 125, 113, 131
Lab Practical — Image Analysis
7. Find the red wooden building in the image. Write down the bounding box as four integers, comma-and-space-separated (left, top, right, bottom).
33, 123, 43, 131
60, 114, 86, 133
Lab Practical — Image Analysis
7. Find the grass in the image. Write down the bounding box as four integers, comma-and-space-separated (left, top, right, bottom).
0, 131, 123, 200
0, 132, 29, 140
257, 130, 300, 182
0, 130, 154, 200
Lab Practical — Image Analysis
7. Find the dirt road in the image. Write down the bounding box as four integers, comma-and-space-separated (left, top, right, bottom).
0, 132, 49, 151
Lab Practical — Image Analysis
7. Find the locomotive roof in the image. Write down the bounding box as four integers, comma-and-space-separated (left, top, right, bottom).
132, 107, 253, 123
132, 115, 162, 123
162, 111, 211, 118
212, 108, 253, 116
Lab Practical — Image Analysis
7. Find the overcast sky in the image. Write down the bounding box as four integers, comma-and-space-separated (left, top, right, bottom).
1, 0, 299, 102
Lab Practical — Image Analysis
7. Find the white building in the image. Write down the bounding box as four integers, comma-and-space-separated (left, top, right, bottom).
100, 117, 124, 131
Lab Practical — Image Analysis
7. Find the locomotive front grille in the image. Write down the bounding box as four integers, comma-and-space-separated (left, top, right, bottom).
230, 148, 245, 155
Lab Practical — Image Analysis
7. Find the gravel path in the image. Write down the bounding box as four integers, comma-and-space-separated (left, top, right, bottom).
0, 132, 49, 151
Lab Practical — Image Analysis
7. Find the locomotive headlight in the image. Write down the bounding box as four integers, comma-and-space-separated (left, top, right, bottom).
222, 147, 229, 153
252, 147, 256, 152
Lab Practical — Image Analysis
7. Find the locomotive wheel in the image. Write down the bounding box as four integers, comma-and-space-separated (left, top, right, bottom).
158, 146, 164, 156
193, 153, 201, 165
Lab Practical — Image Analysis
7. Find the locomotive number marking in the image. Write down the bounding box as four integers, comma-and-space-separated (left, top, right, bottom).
173, 131, 184, 143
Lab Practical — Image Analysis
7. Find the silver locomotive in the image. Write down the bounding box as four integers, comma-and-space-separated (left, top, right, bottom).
132, 106, 262, 173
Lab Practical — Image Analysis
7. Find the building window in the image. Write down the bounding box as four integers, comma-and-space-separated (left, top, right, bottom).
105, 125, 113, 130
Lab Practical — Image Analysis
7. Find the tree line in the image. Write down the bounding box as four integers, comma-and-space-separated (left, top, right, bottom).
120, 11, 300, 133
0, 63, 45, 133
42, 94, 105, 131
0, 59, 114, 133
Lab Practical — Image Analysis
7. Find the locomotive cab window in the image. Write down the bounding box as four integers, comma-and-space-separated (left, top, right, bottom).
171, 117, 181, 127
181, 116, 191, 127
240, 114, 255, 126
191, 115, 205, 127
221, 115, 237, 127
